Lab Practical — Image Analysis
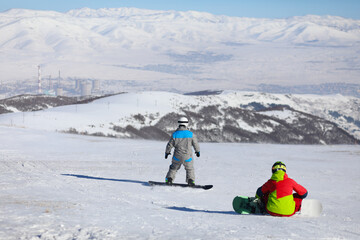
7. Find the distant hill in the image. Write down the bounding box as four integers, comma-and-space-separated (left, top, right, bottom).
254, 83, 360, 98
0, 91, 358, 144
0, 94, 119, 114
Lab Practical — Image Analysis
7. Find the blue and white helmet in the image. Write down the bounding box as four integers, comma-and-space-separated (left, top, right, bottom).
178, 116, 189, 127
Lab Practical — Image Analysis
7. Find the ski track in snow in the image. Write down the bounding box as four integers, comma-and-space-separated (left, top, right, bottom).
0, 126, 360, 239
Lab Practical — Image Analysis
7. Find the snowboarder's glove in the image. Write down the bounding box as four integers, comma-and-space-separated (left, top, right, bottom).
195, 152, 200, 157
165, 153, 170, 159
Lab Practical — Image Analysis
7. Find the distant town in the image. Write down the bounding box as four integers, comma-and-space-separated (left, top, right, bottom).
0, 67, 359, 99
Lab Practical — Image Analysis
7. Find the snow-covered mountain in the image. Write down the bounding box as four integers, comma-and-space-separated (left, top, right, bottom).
0, 91, 358, 143
0, 8, 359, 93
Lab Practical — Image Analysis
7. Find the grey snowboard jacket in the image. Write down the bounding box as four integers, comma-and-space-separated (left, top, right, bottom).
165, 126, 200, 162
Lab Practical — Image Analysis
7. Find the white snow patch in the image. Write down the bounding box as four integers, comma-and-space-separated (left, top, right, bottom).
260, 109, 301, 124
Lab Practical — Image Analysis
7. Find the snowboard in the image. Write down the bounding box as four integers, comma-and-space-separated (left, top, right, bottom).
148, 181, 213, 190
298, 199, 323, 217
232, 196, 263, 214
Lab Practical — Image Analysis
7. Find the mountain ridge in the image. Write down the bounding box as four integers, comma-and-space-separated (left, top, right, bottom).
1, 7, 359, 93
0, 91, 358, 144
2, 8, 359, 46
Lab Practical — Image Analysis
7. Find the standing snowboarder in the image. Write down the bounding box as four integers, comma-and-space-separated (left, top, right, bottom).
255, 161, 308, 217
165, 116, 200, 186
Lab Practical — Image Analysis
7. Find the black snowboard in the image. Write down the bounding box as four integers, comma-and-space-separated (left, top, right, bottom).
148, 181, 213, 190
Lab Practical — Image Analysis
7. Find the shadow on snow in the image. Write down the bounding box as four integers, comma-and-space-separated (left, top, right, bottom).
62, 174, 242, 215
165, 206, 238, 215
61, 174, 149, 186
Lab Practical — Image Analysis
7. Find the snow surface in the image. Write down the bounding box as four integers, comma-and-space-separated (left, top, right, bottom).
1, 8, 360, 92
1, 125, 359, 239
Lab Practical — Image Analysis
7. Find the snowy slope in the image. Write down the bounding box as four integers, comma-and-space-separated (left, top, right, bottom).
0, 91, 358, 141
0, 8, 360, 92
0, 126, 359, 239
0, 94, 116, 114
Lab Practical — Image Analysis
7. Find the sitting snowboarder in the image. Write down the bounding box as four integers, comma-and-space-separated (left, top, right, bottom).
165, 116, 200, 186
255, 161, 308, 217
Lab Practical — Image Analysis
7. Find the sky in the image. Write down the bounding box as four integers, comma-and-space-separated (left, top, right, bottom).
0, 0, 359, 19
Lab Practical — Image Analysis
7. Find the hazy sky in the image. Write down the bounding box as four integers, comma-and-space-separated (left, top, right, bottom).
1, 0, 360, 19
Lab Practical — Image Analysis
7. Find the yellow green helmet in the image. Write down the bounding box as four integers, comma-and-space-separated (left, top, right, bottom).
272, 161, 286, 173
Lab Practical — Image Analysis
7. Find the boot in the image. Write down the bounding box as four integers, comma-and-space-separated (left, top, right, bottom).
249, 197, 266, 214
166, 178, 173, 185
187, 179, 195, 187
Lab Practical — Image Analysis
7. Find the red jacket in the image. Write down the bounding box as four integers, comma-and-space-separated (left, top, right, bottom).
257, 171, 308, 216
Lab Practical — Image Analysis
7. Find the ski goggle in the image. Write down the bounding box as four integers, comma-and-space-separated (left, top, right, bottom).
178, 120, 188, 124
272, 164, 286, 173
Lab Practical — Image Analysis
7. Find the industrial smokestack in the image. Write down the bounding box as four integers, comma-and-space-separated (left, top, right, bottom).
58, 70, 61, 86
38, 65, 42, 94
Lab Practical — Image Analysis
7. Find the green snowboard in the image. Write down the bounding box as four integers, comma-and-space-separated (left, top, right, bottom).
232, 196, 254, 214
232, 196, 264, 214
